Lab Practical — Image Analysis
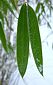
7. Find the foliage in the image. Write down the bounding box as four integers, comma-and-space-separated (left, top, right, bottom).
0, 0, 53, 78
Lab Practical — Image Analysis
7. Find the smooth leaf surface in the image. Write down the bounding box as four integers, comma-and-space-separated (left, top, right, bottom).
28, 5, 43, 76
0, 22, 7, 52
17, 4, 29, 77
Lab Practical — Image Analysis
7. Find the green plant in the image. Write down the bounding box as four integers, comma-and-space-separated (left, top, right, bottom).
0, 0, 53, 78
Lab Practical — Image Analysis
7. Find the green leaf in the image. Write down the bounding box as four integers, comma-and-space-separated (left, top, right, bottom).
2, 2, 8, 15
0, 21, 8, 52
7, 42, 14, 52
28, 5, 43, 76
2, 0, 15, 16
38, 13, 41, 24
17, 4, 29, 77
36, 3, 40, 13
10, 0, 18, 10
0, 1, 2, 9
36, 3, 45, 13
45, 0, 49, 3
40, 3, 45, 13
4, 15, 9, 27
0, 11, 4, 26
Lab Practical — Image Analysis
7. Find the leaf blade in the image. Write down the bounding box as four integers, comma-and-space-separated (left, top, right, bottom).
17, 4, 29, 77
2, 0, 15, 16
0, 22, 8, 52
28, 5, 43, 76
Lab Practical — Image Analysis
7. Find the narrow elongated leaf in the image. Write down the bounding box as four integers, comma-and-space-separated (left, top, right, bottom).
0, 1, 2, 9
17, 4, 29, 77
0, 22, 7, 52
10, 0, 18, 10
28, 5, 43, 76
2, 0, 15, 16
7, 42, 14, 52
36, 3, 40, 13
2, 2, 8, 15
0, 11, 4, 26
